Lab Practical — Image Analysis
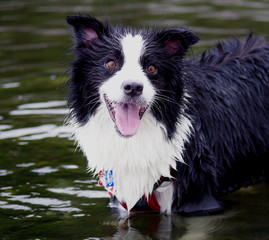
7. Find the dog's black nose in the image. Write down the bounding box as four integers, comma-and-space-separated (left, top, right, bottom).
122, 81, 143, 97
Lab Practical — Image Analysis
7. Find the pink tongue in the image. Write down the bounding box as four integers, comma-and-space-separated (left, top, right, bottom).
115, 103, 140, 136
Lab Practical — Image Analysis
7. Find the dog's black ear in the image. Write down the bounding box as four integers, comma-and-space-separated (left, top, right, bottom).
67, 15, 107, 47
157, 28, 199, 55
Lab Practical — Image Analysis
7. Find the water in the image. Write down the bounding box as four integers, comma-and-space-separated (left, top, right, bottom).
1, 0, 269, 239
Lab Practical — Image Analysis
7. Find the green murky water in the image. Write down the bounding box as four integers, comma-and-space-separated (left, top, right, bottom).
1, 0, 269, 239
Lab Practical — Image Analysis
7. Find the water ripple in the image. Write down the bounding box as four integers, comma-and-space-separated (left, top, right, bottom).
1, 82, 21, 89
31, 166, 59, 175
18, 100, 67, 109
48, 187, 109, 199
0, 124, 73, 140
8, 194, 71, 207
0, 169, 13, 176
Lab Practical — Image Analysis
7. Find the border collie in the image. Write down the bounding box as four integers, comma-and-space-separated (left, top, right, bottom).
66, 15, 269, 215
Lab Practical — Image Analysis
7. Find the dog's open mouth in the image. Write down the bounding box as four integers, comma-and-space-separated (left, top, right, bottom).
104, 95, 148, 137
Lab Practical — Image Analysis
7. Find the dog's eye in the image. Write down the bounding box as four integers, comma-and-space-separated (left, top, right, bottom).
106, 60, 116, 69
147, 65, 157, 74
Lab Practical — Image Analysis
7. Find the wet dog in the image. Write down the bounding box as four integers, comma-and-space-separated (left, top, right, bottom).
67, 15, 269, 214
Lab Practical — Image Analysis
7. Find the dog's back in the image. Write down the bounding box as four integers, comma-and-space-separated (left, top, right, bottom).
172, 34, 269, 214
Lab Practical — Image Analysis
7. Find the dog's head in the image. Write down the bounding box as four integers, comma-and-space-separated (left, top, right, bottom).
67, 15, 199, 137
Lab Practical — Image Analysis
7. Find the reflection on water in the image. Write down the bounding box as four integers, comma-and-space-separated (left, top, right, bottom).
108, 213, 229, 240
0, 0, 269, 239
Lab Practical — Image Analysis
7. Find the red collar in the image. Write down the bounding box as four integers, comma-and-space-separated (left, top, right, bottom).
98, 170, 171, 212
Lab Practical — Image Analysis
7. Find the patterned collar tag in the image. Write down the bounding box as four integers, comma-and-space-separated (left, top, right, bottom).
105, 170, 114, 187
99, 170, 114, 196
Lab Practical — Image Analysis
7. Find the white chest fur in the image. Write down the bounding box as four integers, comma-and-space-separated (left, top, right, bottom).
72, 104, 192, 211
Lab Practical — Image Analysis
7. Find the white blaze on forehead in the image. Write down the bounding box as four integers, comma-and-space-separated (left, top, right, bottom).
120, 33, 145, 68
